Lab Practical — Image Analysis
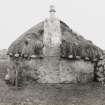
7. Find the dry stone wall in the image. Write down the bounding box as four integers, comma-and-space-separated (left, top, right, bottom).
95, 56, 105, 83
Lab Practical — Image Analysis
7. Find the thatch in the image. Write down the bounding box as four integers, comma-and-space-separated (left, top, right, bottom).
8, 22, 44, 58
21, 34, 44, 57
8, 20, 103, 61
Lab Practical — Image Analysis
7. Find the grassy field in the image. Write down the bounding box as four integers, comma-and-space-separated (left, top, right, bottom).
0, 59, 105, 105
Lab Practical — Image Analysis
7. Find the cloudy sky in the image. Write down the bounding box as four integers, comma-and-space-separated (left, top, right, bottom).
0, 0, 105, 50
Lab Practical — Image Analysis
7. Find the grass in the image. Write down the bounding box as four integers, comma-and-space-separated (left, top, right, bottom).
0, 59, 105, 105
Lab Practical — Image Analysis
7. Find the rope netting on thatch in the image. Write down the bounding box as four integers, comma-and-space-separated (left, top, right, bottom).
60, 39, 103, 61
8, 21, 44, 57
7, 20, 104, 61
8, 33, 44, 58
21, 33, 44, 57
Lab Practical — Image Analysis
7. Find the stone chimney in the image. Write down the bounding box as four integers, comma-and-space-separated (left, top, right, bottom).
43, 5, 61, 57
49, 5, 56, 19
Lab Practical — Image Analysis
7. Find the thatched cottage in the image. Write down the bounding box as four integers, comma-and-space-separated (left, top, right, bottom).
7, 5, 104, 83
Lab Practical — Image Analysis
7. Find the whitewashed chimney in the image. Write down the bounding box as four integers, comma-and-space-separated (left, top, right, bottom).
43, 5, 62, 56
49, 5, 56, 19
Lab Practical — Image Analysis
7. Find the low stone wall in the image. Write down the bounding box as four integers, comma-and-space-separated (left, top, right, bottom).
27, 57, 94, 83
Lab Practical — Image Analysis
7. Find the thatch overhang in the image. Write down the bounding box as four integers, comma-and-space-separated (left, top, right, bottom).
7, 20, 104, 61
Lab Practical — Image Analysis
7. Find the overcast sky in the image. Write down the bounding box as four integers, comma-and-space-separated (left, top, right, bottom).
0, 0, 105, 50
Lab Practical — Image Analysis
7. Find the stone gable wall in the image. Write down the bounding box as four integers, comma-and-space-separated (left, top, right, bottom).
27, 57, 94, 83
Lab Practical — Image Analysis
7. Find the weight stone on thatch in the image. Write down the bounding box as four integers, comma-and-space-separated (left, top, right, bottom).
15, 53, 19, 57
93, 58, 98, 62
9, 53, 13, 57
85, 57, 89, 61
68, 55, 73, 59
30, 55, 37, 59
76, 56, 81, 59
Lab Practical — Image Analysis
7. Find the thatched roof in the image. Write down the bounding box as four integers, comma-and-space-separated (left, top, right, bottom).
8, 20, 103, 61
